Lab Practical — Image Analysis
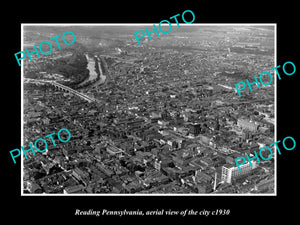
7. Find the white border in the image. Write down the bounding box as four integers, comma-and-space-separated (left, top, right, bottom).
21, 25, 24, 194
21, 23, 277, 196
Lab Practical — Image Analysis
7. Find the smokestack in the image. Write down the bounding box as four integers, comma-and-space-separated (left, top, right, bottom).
213, 172, 217, 191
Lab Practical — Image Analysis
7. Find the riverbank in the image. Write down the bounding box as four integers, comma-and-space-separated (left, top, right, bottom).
78, 54, 107, 88
92, 55, 106, 86
78, 54, 98, 87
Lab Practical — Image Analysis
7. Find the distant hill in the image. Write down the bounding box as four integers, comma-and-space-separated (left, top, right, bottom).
46, 52, 89, 87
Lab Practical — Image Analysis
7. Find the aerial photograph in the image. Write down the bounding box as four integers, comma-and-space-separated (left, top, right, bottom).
22, 24, 275, 195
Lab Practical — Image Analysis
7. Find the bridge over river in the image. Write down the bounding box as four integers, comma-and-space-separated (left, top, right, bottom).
24, 78, 98, 103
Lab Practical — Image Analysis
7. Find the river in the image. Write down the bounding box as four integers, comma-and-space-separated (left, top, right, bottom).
79, 54, 106, 87
94, 55, 106, 85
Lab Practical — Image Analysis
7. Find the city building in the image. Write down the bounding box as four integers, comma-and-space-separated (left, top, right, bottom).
63, 184, 85, 194
254, 178, 274, 192
237, 118, 259, 132
189, 123, 201, 136
221, 161, 258, 184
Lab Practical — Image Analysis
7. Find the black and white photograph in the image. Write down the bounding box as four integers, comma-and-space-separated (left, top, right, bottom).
21, 24, 276, 195
3, 4, 298, 224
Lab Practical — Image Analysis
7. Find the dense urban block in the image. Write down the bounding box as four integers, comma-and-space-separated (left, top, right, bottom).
22, 25, 275, 194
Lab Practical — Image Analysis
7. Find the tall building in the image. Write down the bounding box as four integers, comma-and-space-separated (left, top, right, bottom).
242, 130, 251, 140
189, 123, 201, 136
221, 161, 257, 184
154, 159, 162, 170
